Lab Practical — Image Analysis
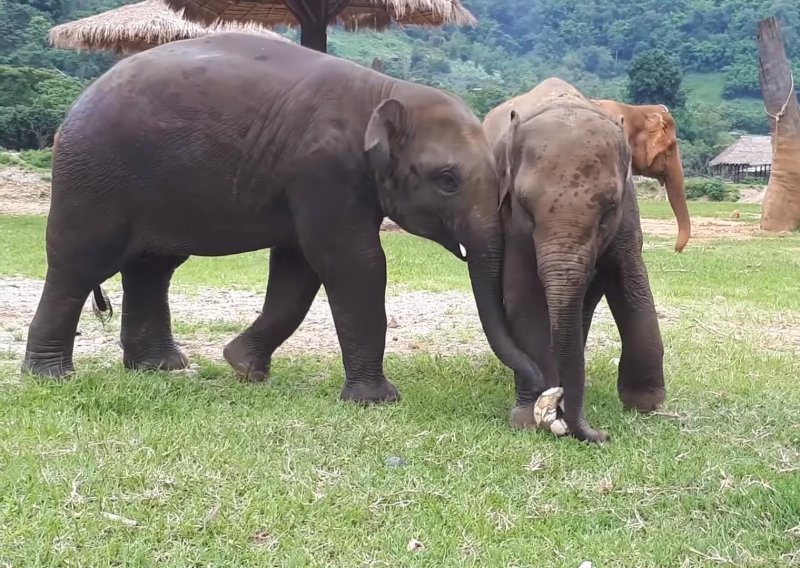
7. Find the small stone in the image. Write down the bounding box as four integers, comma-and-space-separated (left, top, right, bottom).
384, 456, 406, 468
578, 562, 593, 568
387, 316, 399, 328
407, 538, 425, 552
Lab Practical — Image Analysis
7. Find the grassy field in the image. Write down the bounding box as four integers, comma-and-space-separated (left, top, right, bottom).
1, 202, 800, 566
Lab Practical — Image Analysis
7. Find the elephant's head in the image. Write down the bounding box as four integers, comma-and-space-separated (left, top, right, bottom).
495, 106, 632, 440
364, 93, 544, 393
593, 100, 691, 252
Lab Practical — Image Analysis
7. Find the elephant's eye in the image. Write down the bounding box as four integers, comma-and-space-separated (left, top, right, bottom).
434, 167, 460, 193
599, 204, 617, 230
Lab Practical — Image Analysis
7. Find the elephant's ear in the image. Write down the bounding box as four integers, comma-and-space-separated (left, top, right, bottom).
364, 98, 409, 179
497, 110, 521, 216
645, 111, 674, 168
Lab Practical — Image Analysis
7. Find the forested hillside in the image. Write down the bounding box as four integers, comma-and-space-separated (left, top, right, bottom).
1, 0, 798, 170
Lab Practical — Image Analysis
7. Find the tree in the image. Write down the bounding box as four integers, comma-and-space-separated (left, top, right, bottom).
463, 86, 511, 119
0, 65, 84, 149
626, 49, 687, 109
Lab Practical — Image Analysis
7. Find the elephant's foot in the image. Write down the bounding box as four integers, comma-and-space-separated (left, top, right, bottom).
568, 420, 609, 444
618, 385, 665, 412
223, 335, 270, 383
123, 343, 189, 372
21, 352, 75, 379
340, 378, 400, 405
511, 388, 608, 443
510, 404, 536, 429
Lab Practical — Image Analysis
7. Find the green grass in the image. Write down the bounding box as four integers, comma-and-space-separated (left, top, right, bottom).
2, 204, 800, 565
1, 340, 799, 565
684, 72, 726, 105
0, 149, 52, 172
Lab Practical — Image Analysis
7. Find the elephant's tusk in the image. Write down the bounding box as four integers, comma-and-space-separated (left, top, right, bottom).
459, 243, 467, 258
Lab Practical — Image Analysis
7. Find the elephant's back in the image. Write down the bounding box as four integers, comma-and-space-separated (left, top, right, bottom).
63, 34, 315, 133
483, 78, 590, 143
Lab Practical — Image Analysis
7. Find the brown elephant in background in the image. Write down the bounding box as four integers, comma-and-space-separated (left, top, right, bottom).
592, 100, 691, 252
484, 78, 666, 443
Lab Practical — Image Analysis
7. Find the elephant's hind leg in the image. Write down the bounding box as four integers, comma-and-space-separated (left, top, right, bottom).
120, 254, 188, 371
23, 267, 99, 378
223, 246, 321, 382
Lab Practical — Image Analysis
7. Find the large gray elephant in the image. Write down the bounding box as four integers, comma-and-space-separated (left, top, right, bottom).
23, 33, 546, 405
483, 78, 666, 443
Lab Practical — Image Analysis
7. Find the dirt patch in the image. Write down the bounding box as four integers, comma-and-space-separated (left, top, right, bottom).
737, 187, 766, 204
0, 167, 50, 216
639, 216, 762, 241
0, 277, 659, 368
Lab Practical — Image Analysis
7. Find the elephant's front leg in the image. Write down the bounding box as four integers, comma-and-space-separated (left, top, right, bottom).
602, 244, 666, 412
307, 229, 397, 404
223, 246, 321, 382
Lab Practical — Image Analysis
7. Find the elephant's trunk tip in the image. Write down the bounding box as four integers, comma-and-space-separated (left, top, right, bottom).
674, 227, 690, 253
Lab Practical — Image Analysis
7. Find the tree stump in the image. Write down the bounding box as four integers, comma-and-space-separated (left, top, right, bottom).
757, 17, 800, 232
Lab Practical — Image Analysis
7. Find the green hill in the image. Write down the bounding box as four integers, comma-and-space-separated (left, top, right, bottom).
1, 0, 797, 163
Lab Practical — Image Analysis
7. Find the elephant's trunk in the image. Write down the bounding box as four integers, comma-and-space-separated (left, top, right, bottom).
537, 248, 596, 440
663, 147, 691, 252
465, 220, 546, 394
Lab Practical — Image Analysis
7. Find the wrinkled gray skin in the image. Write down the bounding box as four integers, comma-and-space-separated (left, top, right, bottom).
22, 33, 546, 406
484, 78, 666, 443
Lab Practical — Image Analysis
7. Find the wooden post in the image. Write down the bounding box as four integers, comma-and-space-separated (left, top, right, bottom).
285, 0, 350, 53
757, 17, 800, 232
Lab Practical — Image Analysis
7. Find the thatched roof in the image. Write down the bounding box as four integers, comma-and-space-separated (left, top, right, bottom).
163, 0, 476, 31
709, 135, 773, 167
48, 0, 289, 55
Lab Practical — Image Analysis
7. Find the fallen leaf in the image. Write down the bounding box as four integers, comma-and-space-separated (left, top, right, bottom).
100, 511, 139, 527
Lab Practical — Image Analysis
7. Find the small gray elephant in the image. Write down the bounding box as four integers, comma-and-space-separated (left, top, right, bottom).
483, 78, 666, 443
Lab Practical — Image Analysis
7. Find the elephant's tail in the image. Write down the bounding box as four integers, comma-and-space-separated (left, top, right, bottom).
91, 286, 113, 324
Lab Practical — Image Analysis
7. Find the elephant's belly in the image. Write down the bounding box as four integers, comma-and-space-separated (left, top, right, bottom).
142, 199, 297, 257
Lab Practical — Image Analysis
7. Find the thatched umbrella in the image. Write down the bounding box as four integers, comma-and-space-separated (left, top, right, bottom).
48, 0, 289, 55
162, 0, 476, 52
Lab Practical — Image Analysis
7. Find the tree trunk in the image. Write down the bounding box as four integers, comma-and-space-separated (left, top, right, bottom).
285, 0, 350, 53
757, 17, 800, 232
